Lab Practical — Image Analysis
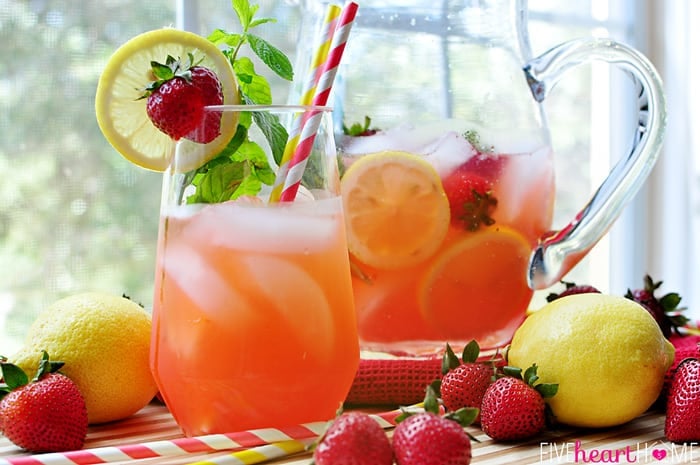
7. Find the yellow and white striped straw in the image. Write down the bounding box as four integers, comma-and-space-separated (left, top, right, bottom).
185, 439, 309, 465
269, 3, 341, 203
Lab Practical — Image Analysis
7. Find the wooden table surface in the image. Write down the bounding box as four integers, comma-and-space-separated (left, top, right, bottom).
0, 402, 691, 465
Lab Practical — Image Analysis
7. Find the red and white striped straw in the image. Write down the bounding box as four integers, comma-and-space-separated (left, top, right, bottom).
0, 406, 403, 465
278, 1, 359, 203
269, 3, 341, 203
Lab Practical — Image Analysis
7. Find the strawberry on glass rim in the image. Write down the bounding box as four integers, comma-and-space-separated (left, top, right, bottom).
95, 28, 239, 172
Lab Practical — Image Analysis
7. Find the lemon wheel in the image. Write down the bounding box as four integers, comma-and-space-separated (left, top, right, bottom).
340, 151, 450, 270
95, 28, 239, 172
419, 226, 533, 337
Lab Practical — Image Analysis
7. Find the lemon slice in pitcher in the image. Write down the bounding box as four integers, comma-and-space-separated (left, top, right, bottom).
95, 28, 239, 172
340, 151, 450, 269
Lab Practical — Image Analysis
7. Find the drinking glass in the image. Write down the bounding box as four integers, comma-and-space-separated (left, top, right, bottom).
150, 105, 359, 436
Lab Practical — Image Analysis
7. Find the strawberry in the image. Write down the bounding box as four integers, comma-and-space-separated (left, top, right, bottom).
0, 351, 88, 453
659, 333, 700, 407
625, 275, 689, 338
462, 130, 506, 181
345, 357, 443, 406
185, 66, 225, 143
480, 364, 557, 441
665, 358, 700, 443
439, 341, 495, 423
546, 280, 601, 302
312, 411, 393, 465
392, 386, 475, 465
392, 412, 473, 465
142, 54, 224, 143
442, 166, 497, 231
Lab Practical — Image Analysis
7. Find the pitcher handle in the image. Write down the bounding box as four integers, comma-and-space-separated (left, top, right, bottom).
523, 38, 667, 290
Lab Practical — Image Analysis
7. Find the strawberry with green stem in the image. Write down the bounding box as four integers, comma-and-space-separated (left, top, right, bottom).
142, 53, 223, 143
0, 351, 88, 453
392, 386, 477, 465
480, 364, 558, 441
442, 164, 498, 231
439, 341, 496, 423
625, 274, 689, 338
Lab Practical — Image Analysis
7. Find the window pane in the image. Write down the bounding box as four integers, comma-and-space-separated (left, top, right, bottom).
0, 0, 173, 355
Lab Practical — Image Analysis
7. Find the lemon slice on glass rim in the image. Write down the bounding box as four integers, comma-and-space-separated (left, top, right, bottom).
95, 28, 239, 172
340, 150, 451, 269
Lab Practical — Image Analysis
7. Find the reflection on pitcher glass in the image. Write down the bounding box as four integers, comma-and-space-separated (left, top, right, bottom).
293, 0, 666, 354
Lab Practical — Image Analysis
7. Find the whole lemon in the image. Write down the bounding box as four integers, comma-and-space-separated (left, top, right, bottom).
10, 292, 158, 424
508, 293, 675, 428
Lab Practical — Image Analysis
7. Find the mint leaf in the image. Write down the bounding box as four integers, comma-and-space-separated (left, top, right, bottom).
247, 34, 293, 81
207, 29, 244, 48
232, 0, 257, 30
234, 57, 272, 104
187, 0, 296, 204
251, 109, 288, 165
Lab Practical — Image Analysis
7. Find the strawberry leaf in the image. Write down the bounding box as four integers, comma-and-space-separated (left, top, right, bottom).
502, 365, 523, 379
444, 407, 480, 428
462, 339, 480, 363
442, 342, 461, 375
423, 385, 440, 415
523, 363, 539, 386
0, 362, 28, 390
535, 383, 559, 398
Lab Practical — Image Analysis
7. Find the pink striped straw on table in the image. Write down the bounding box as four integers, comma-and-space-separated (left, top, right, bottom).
268, 3, 341, 203
0, 408, 402, 465
277, 1, 359, 203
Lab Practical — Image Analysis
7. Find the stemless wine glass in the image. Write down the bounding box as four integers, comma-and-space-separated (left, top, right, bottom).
150, 105, 359, 436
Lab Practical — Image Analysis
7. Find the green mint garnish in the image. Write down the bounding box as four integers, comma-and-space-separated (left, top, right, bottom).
463, 129, 494, 153
186, 0, 294, 204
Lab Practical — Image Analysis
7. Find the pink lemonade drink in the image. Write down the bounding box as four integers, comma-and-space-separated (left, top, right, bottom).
339, 121, 555, 354
151, 196, 359, 435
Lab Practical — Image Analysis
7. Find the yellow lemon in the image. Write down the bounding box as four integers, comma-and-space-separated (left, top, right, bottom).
11, 292, 157, 424
95, 28, 239, 172
508, 293, 675, 428
340, 151, 450, 269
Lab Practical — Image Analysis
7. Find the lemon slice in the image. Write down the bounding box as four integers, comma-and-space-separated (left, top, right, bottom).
340, 151, 450, 269
95, 28, 239, 172
419, 226, 533, 337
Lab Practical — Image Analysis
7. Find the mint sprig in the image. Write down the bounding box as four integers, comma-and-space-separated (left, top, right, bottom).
186, 0, 294, 204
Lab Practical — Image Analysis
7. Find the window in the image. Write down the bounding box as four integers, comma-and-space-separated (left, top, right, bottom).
0, 0, 695, 356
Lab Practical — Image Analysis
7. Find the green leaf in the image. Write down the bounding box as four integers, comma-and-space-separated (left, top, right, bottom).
232, 0, 256, 31
0, 362, 28, 390
423, 385, 440, 415
251, 110, 288, 165
445, 407, 480, 428
207, 29, 244, 48
249, 18, 276, 29
462, 339, 480, 363
502, 365, 523, 379
536, 383, 559, 398
234, 57, 272, 104
247, 33, 294, 81
523, 363, 539, 386
660, 292, 682, 312
442, 342, 461, 375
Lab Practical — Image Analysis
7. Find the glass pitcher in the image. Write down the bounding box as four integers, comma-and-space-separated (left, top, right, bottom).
291, 0, 666, 354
